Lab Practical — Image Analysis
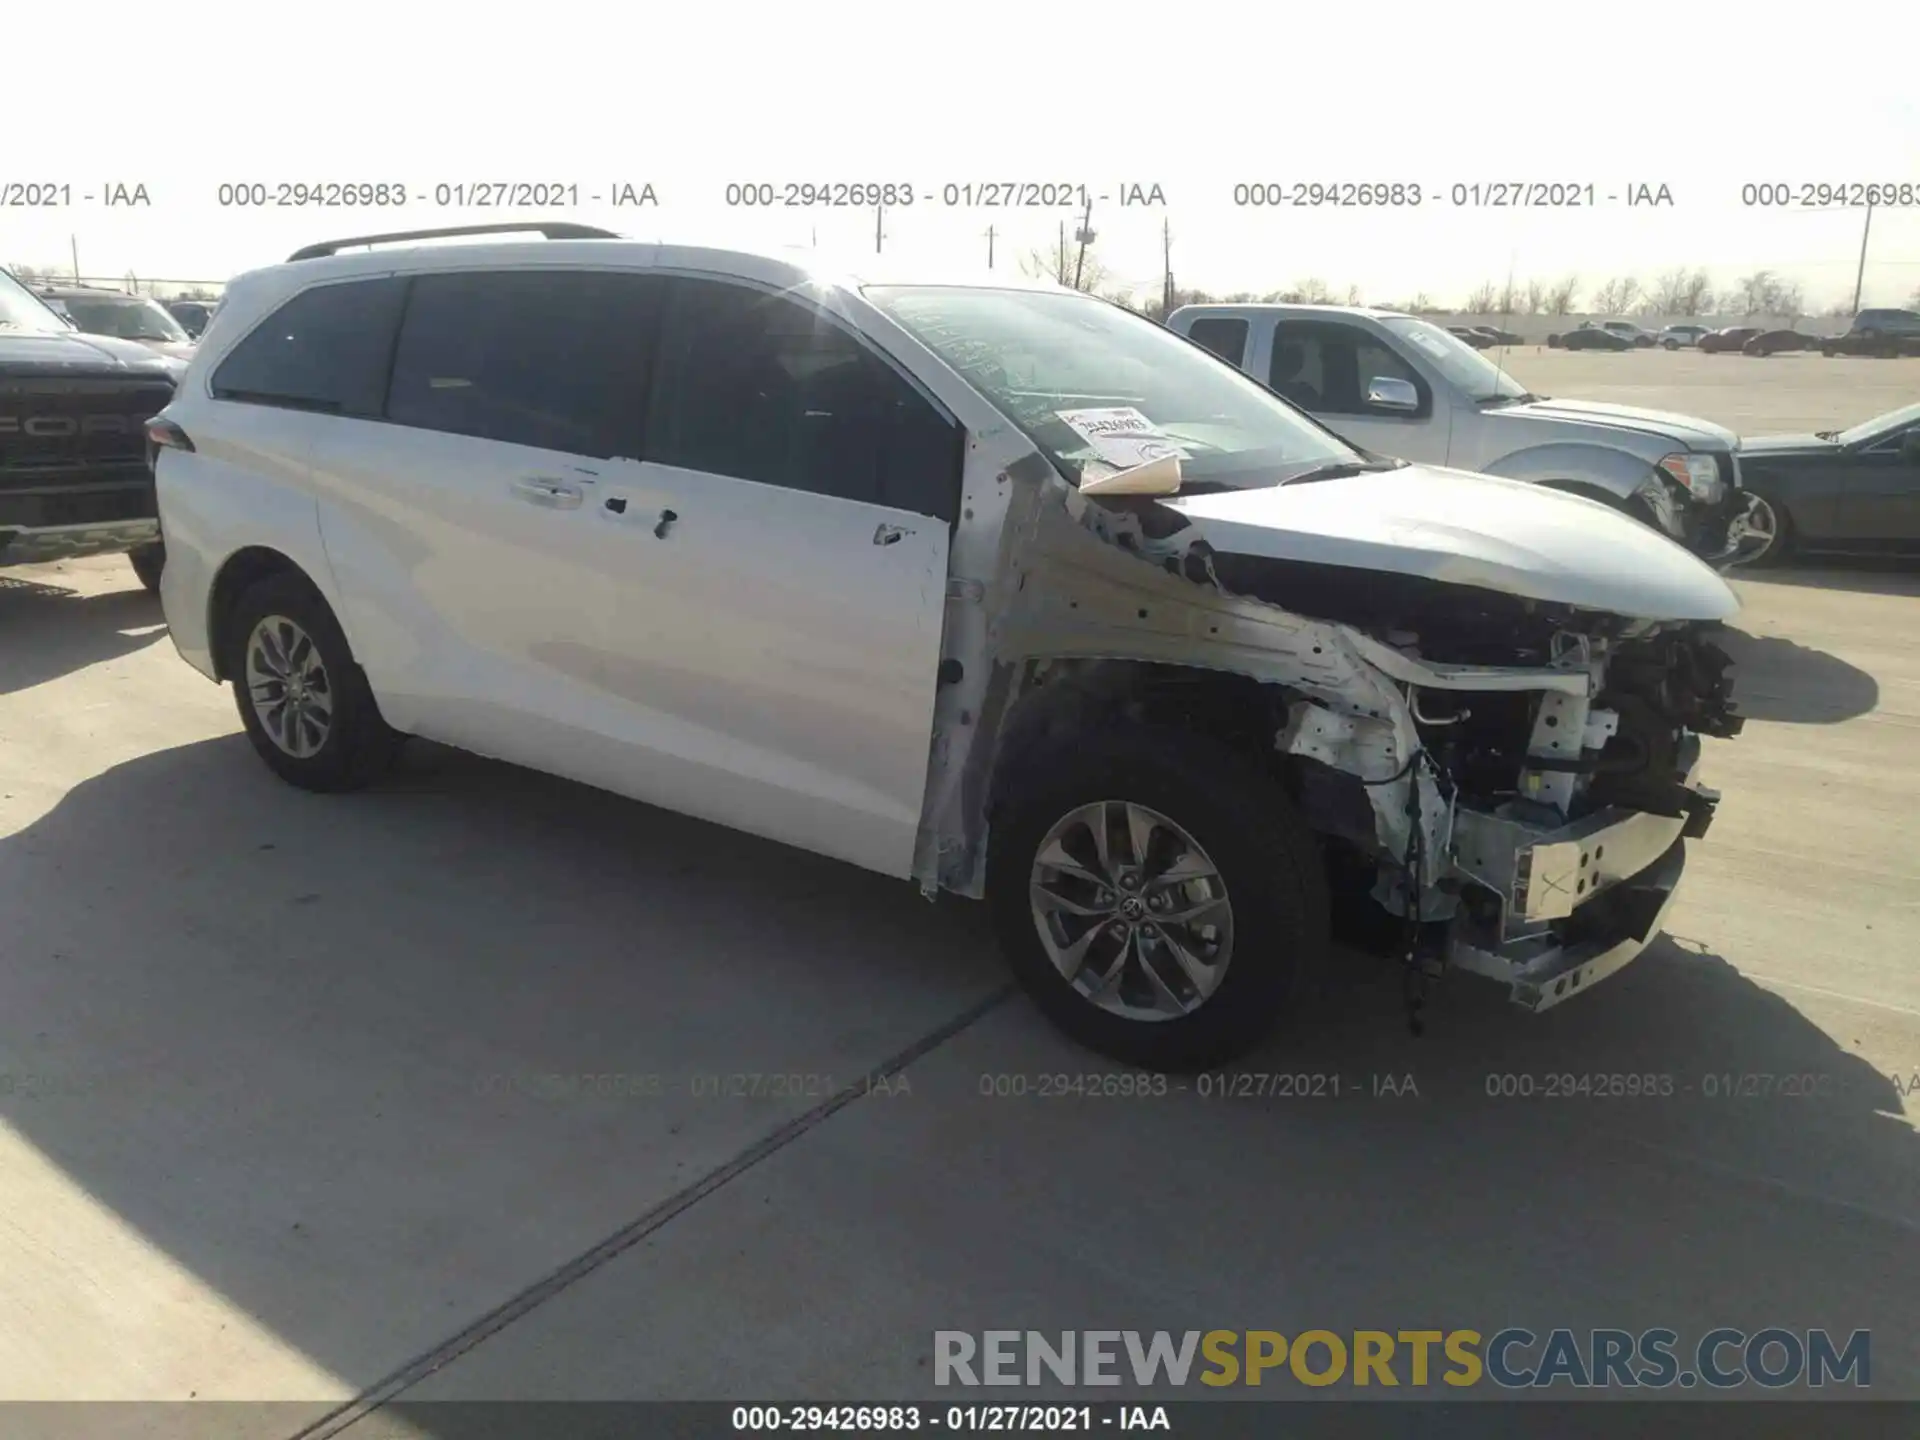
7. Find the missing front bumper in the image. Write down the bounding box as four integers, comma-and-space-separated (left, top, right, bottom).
1443, 734, 1710, 1011
1448, 839, 1687, 1010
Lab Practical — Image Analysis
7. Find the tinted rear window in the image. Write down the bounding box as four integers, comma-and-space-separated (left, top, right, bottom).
211, 278, 406, 414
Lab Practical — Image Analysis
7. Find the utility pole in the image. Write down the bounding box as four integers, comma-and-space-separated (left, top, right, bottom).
70, 235, 80, 282
1161, 216, 1173, 316
874, 201, 884, 254
1851, 202, 1874, 314
985, 225, 995, 269
1072, 193, 1096, 291
1057, 220, 1068, 283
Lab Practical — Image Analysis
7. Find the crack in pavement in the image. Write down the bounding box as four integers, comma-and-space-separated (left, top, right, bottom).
287, 983, 1017, 1439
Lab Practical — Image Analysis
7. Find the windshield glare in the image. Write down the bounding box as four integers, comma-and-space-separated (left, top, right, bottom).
1377, 316, 1528, 401
864, 286, 1360, 488
60, 295, 190, 342
0, 271, 73, 334
1840, 401, 1920, 447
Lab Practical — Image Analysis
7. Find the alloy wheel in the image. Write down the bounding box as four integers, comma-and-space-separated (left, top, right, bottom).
245, 614, 334, 758
1738, 497, 1781, 564
1028, 800, 1234, 1022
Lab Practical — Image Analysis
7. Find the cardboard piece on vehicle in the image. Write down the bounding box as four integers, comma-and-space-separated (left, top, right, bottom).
1077, 452, 1184, 495
1056, 407, 1187, 495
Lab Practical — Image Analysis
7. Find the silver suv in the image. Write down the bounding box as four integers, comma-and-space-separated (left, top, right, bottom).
1168, 303, 1763, 566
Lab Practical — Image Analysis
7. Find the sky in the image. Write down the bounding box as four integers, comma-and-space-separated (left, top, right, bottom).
5, 0, 1918, 311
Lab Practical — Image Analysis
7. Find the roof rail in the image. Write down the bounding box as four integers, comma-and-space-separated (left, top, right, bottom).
287, 222, 622, 262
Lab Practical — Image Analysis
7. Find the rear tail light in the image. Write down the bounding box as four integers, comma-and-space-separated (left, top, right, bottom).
146, 417, 194, 453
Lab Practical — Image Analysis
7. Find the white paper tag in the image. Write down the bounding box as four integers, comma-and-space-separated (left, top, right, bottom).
1055, 407, 1189, 473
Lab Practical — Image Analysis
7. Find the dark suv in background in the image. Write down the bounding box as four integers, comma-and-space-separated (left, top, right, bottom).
165, 298, 219, 338
1822, 309, 1920, 358
0, 268, 179, 590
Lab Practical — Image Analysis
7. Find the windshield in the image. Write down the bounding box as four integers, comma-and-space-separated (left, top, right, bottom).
1839, 401, 1920, 447
58, 295, 190, 342
863, 286, 1361, 489
1377, 315, 1529, 402
0, 270, 73, 334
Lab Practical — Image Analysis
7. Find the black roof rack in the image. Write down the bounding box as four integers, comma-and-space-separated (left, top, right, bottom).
287, 222, 621, 262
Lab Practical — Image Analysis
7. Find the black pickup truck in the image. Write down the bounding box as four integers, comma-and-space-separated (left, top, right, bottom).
1, 267, 180, 591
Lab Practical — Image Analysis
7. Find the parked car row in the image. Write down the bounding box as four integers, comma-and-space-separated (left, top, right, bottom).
1545, 310, 1920, 358
1445, 325, 1522, 349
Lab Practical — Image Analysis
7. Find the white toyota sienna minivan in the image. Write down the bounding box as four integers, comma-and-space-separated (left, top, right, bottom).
152, 222, 1745, 1070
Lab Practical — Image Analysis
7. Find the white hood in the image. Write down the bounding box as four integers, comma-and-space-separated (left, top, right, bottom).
1163, 465, 1740, 622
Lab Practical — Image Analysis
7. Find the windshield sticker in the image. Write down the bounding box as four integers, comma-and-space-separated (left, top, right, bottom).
1055, 407, 1190, 473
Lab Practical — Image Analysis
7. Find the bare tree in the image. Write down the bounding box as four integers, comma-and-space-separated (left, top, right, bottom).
1732, 270, 1775, 315
1590, 276, 1643, 314
1521, 279, 1546, 315
1544, 276, 1580, 315
1773, 280, 1805, 319
1649, 267, 1693, 313
1408, 291, 1436, 314
1910, 283, 1920, 308
1678, 270, 1715, 316
1463, 280, 1501, 312
1344, 283, 1363, 306
1021, 245, 1111, 294
1273, 277, 1333, 303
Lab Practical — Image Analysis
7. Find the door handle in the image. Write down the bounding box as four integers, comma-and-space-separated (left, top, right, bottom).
654, 508, 678, 539
511, 477, 584, 510
873, 523, 912, 546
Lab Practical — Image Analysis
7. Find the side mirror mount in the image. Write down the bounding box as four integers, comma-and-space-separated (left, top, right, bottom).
1365, 376, 1420, 413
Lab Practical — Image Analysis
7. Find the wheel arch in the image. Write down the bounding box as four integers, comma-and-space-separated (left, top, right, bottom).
1481, 443, 1655, 501
207, 547, 328, 682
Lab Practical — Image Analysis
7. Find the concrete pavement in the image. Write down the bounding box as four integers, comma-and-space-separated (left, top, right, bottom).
0, 550, 1914, 1430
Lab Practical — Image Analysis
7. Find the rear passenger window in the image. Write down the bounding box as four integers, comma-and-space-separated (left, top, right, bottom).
211, 278, 405, 415
646, 277, 962, 521
385, 270, 660, 456
1185, 317, 1249, 368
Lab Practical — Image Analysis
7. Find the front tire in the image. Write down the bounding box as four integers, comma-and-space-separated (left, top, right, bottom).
224, 572, 402, 792
987, 722, 1331, 1071
1740, 496, 1792, 567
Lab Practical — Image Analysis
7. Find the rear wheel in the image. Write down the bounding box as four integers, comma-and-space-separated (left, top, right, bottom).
128, 542, 165, 594
987, 722, 1331, 1072
224, 572, 403, 792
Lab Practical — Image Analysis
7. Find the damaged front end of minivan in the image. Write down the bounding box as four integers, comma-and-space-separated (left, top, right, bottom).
916, 448, 1743, 1023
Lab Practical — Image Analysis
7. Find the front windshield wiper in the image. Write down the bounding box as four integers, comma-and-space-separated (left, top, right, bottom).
1476, 391, 1539, 407
1814, 429, 1840, 441
1277, 459, 1405, 486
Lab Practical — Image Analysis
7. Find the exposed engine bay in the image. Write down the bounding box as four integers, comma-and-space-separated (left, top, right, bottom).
920, 467, 1747, 1025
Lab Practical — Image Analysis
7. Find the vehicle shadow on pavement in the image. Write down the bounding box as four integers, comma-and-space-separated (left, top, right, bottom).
0, 574, 166, 697
3, 732, 1915, 1405
1717, 625, 1879, 723
1743, 562, 1920, 600
0, 734, 1004, 1399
